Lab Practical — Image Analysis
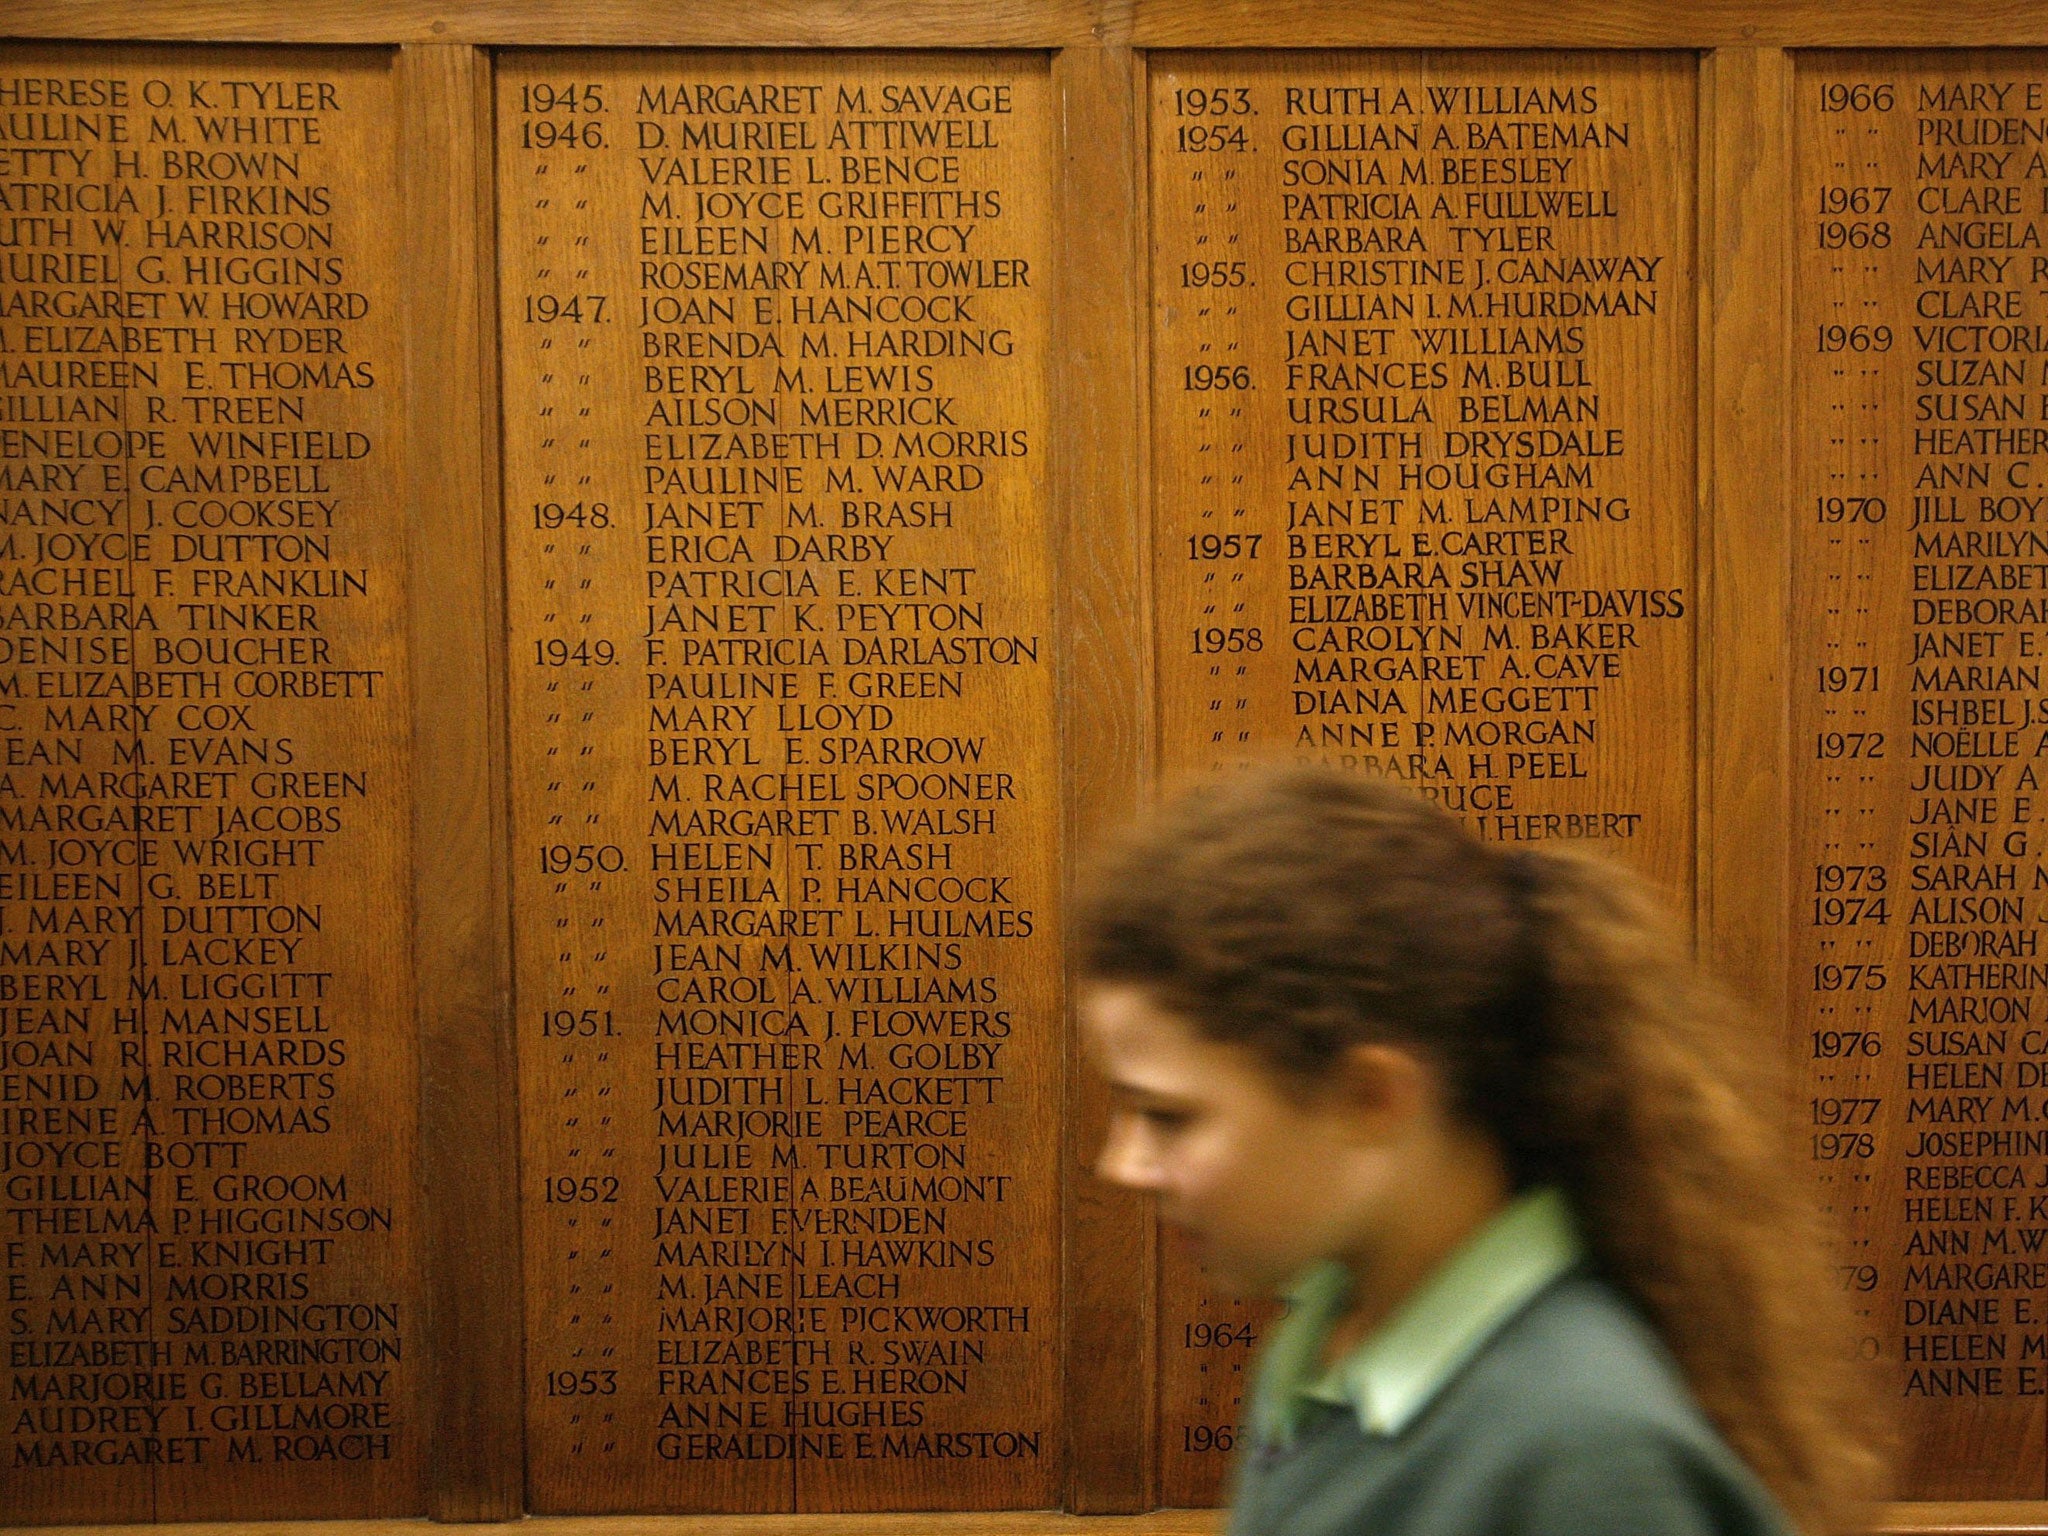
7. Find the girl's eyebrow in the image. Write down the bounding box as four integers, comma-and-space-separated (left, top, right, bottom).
1108, 1078, 1194, 1107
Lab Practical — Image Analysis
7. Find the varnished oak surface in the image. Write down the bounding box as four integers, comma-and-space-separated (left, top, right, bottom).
8, 0, 2048, 47
1143, 48, 1698, 1502
495, 48, 1063, 1515
398, 41, 526, 1523
3, 5, 2047, 1525
0, 1523, 1220, 1531
0, 1520, 1223, 1536
1881, 1508, 2048, 1535
12, 0, 2048, 46
0, 42, 424, 1519
0, 1519, 1225, 1536
1054, 20, 1160, 1515
1130, 0, 2048, 47
1784, 47, 2048, 1500
0, 1, 1097, 46
6, 1506, 2048, 1536
1693, 48, 1792, 1014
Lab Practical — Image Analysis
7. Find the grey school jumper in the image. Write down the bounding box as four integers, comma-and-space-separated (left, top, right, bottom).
1229, 1204, 1794, 1536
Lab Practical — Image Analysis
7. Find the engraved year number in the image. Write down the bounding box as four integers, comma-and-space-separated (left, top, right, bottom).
1815, 731, 1884, 759
545, 1369, 618, 1395
1192, 626, 1263, 654
535, 500, 612, 530
1173, 87, 1254, 116
1813, 1098, 1881, 1126
534, 638, 617, 667
539, 843, 627, 874
525, 294, 611, 324
1817, 83, 1895, 112
521, 119, 606, 150
1817, 666, 1880, 692
544, 1175, 620, 1204
1812, 963, 1886, 992
1817, 186, 1892, 214
520, 83, 606, 114
542, 1009, 617, 1038
1176, 124, 1249, 152
1816, 324, 1892, 353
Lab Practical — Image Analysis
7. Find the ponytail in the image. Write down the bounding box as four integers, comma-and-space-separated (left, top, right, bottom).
1076, 766, 1889, 1534
1514, 847, 1889, 1535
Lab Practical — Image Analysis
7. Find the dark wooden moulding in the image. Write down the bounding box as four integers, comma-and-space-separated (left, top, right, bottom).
6, 1, 2048, 1531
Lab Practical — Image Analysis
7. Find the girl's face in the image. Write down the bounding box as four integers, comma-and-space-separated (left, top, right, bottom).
1084, 983, 1390, 1297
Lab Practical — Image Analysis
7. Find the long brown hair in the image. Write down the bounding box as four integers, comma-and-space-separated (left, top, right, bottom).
1076, 765, 1888, 1534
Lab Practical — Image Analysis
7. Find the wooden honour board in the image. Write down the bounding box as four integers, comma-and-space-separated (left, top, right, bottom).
1789, 50, 2048, 1502
0, 45, 422, 1517
1145, 48, 1697, 1503
494, 51, 1064, 1514
0, 9, 2046, 1525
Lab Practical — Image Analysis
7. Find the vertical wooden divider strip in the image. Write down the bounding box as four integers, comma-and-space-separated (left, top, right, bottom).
1054, 7, 1158, 1515
397, 41, 525, 1522
1696, 47, 1793, 1025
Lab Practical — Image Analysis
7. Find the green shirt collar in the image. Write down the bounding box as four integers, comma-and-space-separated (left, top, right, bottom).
1253, 1187, 1583, 1444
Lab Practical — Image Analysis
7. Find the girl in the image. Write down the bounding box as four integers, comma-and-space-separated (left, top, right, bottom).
1078, 767, 1885, 1536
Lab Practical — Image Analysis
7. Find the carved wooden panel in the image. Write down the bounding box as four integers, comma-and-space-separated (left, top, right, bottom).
1145, 49, 1698, 1502
6, 11, 2048, 1527
496, 50, 1062, 1513
1790, 48, 2048, 1500
0, 45, 420, 1518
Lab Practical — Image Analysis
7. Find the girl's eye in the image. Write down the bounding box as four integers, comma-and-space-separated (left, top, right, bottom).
1142, 1107, 1192, 1133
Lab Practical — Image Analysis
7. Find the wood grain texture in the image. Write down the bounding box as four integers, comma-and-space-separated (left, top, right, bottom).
398, 41, 525, 1523
0, 1514, 1224, 1536
6, 0, 2047, 48
1144, 47, 1699, 1504
137, 44, 423, 1522
0, 40, 424, 1519
1130, 0, 2048, 49
1693, 48, 1792, 1016
1787, 49, 2048, 1503
497, 50, 1063, 1515
1052, 13, 1158, 1517
1, 0, 1095, 47
3, 7, 2043, 1525
1880, 1506, 2048, 1534
9, 1509, 2048, 1536
0, 45, 154, 1520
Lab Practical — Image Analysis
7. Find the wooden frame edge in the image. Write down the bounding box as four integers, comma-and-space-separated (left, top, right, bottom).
1878, 1505, 2048, 1536
7, 1503, 2048, 1536
398, 40, 526, 1523
1694, 46, 1793, 1028
1054, 3, 1159, 1516
9, 0, 2048, 47
0, 1515, 1225, 1536
3, 12, 2035, 1530
0, 0, 1099, 47
1127, 0, 2048, 49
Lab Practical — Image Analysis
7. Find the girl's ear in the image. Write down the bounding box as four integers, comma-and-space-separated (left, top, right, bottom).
1328, 1041, 1434, 1145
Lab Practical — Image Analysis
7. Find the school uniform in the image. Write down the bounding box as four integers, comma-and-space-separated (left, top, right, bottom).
1229, 1189, 1797, 1536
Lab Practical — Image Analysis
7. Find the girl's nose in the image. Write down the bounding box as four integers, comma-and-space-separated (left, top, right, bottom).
1095, 1115, 1159, 1191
